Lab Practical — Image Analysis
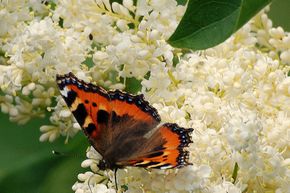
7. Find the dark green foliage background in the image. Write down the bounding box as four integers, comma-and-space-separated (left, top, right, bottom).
0, 0, 289, 192
0, 114, 88, 193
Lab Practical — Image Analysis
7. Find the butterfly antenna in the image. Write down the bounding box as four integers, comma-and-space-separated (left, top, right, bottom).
114, 168, 118, 192
52, 150, 68, 156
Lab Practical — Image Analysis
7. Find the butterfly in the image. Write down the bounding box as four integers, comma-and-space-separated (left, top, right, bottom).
56, 72, 193, 171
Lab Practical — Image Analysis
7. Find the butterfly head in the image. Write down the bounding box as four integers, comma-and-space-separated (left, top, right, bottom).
98, 159, 119, 170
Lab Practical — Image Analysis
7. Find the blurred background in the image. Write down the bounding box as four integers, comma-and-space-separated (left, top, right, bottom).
268, 0, 290, 31
0, 1, 289, 193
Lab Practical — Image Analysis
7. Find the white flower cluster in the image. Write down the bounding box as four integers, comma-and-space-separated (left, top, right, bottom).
0, 0, 90, 138
1, 1, 289, 193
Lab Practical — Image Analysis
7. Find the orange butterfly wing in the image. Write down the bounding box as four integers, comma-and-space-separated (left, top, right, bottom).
116, 123, 193, 169
56, 73, 193, 169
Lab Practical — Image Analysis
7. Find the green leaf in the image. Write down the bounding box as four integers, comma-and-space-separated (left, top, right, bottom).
46, 1, 57, 11
231, 162, 239, 184
177, 0, 188, 5
58, 17, 64, 28
119, 76, 142, 94
0, 113, 88, 193
83, 57, 95, 68
168, 0, 272, 50
124, 77, 142, 94
39, 155, 86, 193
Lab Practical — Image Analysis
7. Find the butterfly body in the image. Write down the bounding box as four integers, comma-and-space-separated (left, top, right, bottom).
56, 73, 193, 170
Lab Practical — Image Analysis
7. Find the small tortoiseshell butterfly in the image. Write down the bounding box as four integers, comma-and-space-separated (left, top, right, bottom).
56, 72, 193, 170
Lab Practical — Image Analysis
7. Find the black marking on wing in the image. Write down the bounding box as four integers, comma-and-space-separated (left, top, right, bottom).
108, 90, 161, 122
146, 151, 164, 158
85, 123, 96, 135
111, 111, 121, 123
65, 90, 77, 107
72, 103, 87, 126
97, 110, 109, 124
153, 146, 165, 152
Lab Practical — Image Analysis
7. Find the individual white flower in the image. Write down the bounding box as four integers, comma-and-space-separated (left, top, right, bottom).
136, 0, 152, 16
72, 171, 116, 193
82, 146, 103, 173
0, 0, 32, 40
233, 24, 257, 47
262, 111, 290, 150
112, 2, 131, 18
141, 63, 172, 101
164, 165, 212, 192
0, 65, 23, 94
222, 105, 262, 151
8, 96, 46, 124
53, 0, 117, 45
123, 0, 134, 12
153, 103, 187, 126
39, 125, 60, 142
21, 82, 36, 96
39, 96, 80, 143
209, 181, 242, 193
73, 147, 116, 193
183, 91, 222, 128
280, 50, 290, 64
0, 94, 14, 114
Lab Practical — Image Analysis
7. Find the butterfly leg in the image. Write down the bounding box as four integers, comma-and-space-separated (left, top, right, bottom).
114, 168, 118, 192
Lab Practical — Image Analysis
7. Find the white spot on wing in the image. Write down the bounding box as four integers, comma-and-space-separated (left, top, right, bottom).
134, 161, 150, 166
60, 86, 70, 97
160, 165, 173, 169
